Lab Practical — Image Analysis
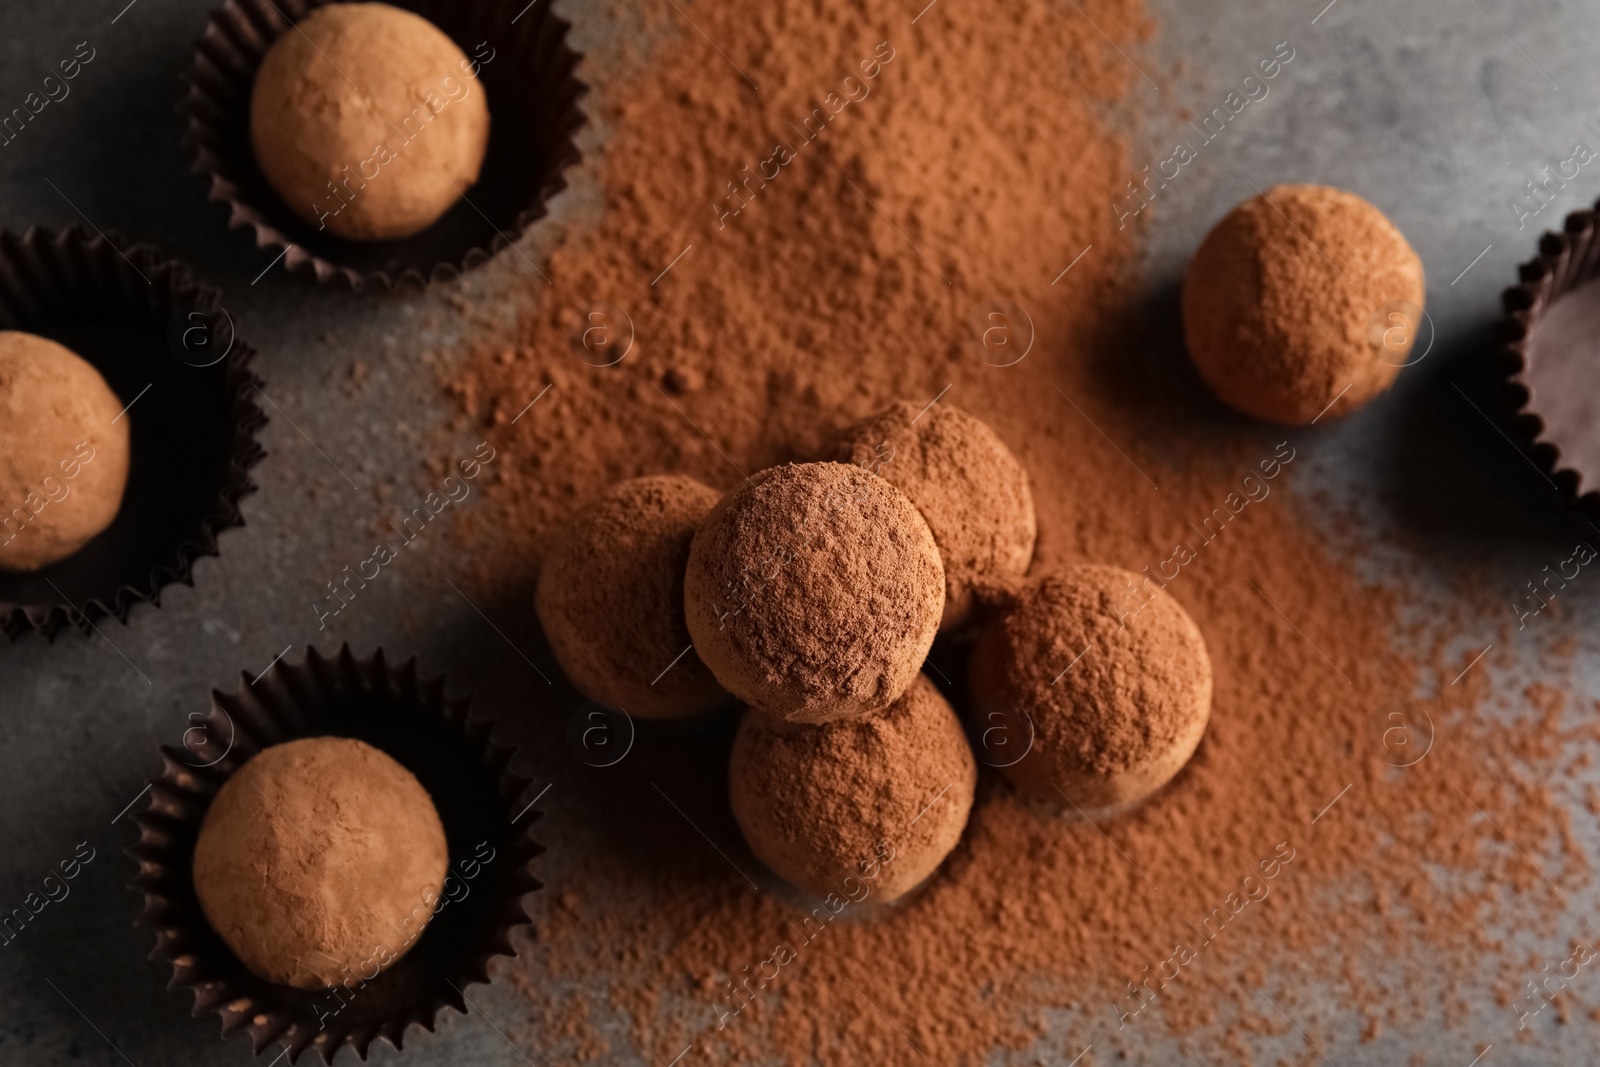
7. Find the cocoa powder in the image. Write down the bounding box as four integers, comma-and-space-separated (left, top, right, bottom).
429, 0, 1595, 1061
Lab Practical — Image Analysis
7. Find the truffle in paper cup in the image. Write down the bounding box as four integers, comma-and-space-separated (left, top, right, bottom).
0, 226, 265, 640
128, 645, 546, 1062
1502, 199, 1600, 507
182, 0, 587, 289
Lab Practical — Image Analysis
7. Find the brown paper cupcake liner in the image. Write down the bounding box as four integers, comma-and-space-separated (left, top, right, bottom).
1501, 199, 1600, 506
182, 0, 587, 290
0, 225, 265, 641
128, 644, 545, 1063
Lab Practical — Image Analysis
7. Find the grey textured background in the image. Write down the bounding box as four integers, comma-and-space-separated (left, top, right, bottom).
1, 0, 1598, 1064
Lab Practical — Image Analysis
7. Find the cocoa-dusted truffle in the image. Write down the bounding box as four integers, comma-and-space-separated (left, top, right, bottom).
684, 463, 944, 724
192, 737, 449, 989
0, 331, 129, 572
968, 566, 1211, 813
250, 3, 491, 240
1182, 184, 1424, 425
729, 675, 976, 902
830, 400, 1035, 631
537, 474, 727, 718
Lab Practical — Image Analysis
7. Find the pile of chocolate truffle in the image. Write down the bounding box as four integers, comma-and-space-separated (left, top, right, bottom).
538, 182, 1428, 904
536, 400, 1212, 902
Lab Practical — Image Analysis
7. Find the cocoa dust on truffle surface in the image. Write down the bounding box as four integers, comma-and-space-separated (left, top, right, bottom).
829, 399, 1036, 632
536, 473, 724, 718
1182, 184, 1424, 425
968, 565, 1211, 812
729, 673, 976, 903
191, 737, 449, 991
683, 462, 943, 724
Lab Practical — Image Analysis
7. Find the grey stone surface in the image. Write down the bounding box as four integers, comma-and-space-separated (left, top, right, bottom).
0, 0, 1596, 1064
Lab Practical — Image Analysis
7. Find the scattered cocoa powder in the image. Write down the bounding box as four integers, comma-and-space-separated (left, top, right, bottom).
426, 0, 1598, 1061
728, 673, 976, 903
536, 473, 726, 718
968, 566, 1211, 812
828, 399, 1036, 632
683, 463, 943, 724
1183, 184, 1425, 425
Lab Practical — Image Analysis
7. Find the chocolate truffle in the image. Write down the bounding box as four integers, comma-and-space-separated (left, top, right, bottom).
1182, 184, 1424, 425
192, 737, 449, 990
684, 463, 944, 724
537, 474, 727, 718
830, 400, 1035, 631
0, 331, 129, 572
968, 566, 1211, 813
729, 675, 976, 902
250, 3, 491, 240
